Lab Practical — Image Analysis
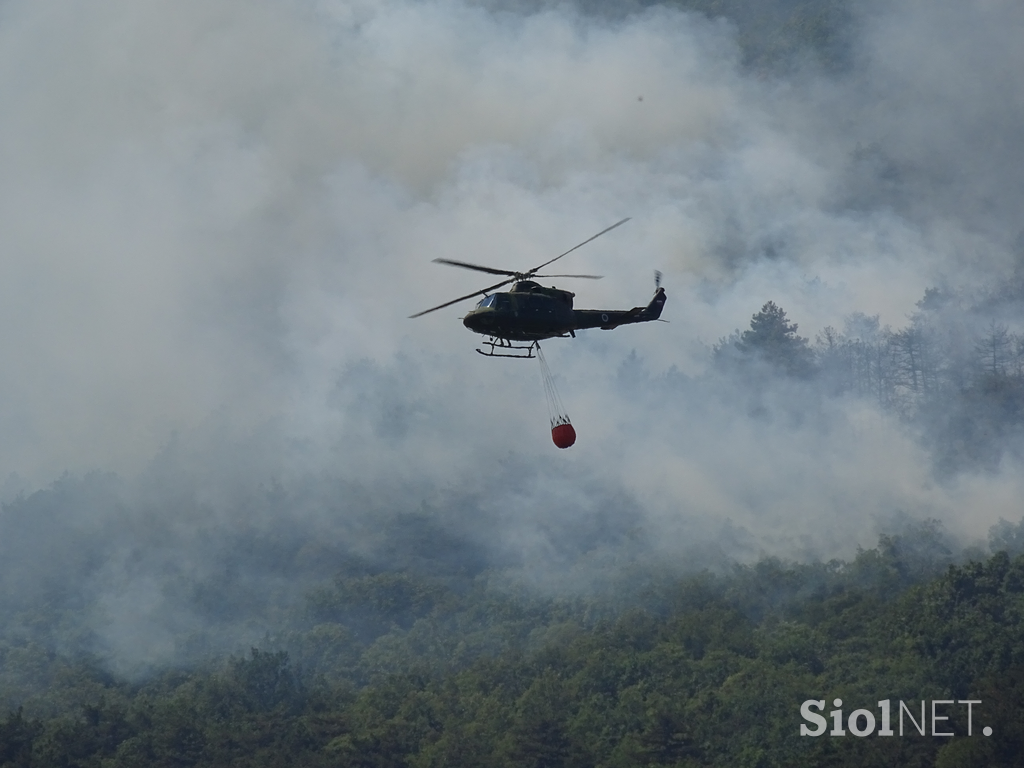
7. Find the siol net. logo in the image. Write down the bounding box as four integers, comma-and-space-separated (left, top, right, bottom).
800, 698, 991, 737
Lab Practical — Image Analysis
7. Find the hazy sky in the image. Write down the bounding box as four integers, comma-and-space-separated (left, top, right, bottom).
2, 0, 1024, 571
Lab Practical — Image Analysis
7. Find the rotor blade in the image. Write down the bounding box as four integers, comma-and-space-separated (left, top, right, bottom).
528, 217, 631, 275
431, 258, 518, 277
533, 273, 604, 279
408, 277, 515, 318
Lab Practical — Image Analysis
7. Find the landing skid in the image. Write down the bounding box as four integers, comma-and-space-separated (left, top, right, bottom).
476, 338, 538, 359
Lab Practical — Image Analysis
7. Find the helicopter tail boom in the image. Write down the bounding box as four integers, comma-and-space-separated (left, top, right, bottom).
572, 287, 666, 331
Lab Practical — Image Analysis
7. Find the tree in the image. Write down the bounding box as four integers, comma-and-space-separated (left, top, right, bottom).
0, 708, 40, 767
230, 649, 302, 713
975, 321, 1013, 379
735, 301, 815, 378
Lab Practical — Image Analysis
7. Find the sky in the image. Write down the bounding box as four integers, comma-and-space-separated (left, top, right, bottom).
2, 0, 1024, 645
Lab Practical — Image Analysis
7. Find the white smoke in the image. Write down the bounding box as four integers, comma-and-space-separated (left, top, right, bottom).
1, 0, 1023, 669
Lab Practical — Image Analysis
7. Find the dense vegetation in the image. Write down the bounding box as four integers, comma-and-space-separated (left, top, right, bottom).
717, 282, 1024, 473
3, 515, 1024, 767
3, 0, 1021, 764
5, 283, 1024, 766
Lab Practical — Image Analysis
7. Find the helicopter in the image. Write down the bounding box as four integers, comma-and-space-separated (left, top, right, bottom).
410, 218, 667, 358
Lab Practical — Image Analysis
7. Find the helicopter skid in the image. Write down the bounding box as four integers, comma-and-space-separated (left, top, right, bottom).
476, 337, 538, 359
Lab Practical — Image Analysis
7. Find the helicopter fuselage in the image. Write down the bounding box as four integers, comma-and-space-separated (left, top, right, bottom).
462, 280, 666, 341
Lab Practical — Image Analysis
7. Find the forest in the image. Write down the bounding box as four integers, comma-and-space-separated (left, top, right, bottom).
2, 513, 1024, 767
716, 279, 1024, 475
3, 0, 1024, 764
4, 280, 1024, 766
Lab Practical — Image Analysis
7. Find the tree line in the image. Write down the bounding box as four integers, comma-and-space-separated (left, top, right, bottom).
3, 518, 1024, 766
715, 284, 1024, 471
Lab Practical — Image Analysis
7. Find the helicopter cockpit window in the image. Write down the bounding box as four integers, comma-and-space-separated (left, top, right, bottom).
477, 295, 496, 308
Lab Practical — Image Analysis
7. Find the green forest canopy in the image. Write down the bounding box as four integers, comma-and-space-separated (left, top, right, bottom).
3, 517, 1024, 767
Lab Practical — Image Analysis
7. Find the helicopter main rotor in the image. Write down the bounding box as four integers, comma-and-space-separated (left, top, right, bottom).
409, 217, 630, 318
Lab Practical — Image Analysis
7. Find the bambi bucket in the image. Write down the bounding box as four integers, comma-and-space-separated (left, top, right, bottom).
551, 422, 576, 449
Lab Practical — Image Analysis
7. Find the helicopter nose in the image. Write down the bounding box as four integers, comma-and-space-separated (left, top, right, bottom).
463, 311, 490, 334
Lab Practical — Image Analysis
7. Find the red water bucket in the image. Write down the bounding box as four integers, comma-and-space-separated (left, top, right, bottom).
551, 422, 576, 449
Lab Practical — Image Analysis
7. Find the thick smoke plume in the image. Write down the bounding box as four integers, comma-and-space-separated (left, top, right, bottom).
1, 0, 1024, 673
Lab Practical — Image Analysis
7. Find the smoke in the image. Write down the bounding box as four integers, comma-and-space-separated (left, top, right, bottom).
2, 0, 1024, 672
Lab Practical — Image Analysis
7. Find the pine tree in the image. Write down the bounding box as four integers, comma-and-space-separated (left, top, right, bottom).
735, 301, 815, 377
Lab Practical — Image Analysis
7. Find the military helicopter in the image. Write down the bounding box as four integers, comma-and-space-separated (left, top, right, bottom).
410, 218, 667, 358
